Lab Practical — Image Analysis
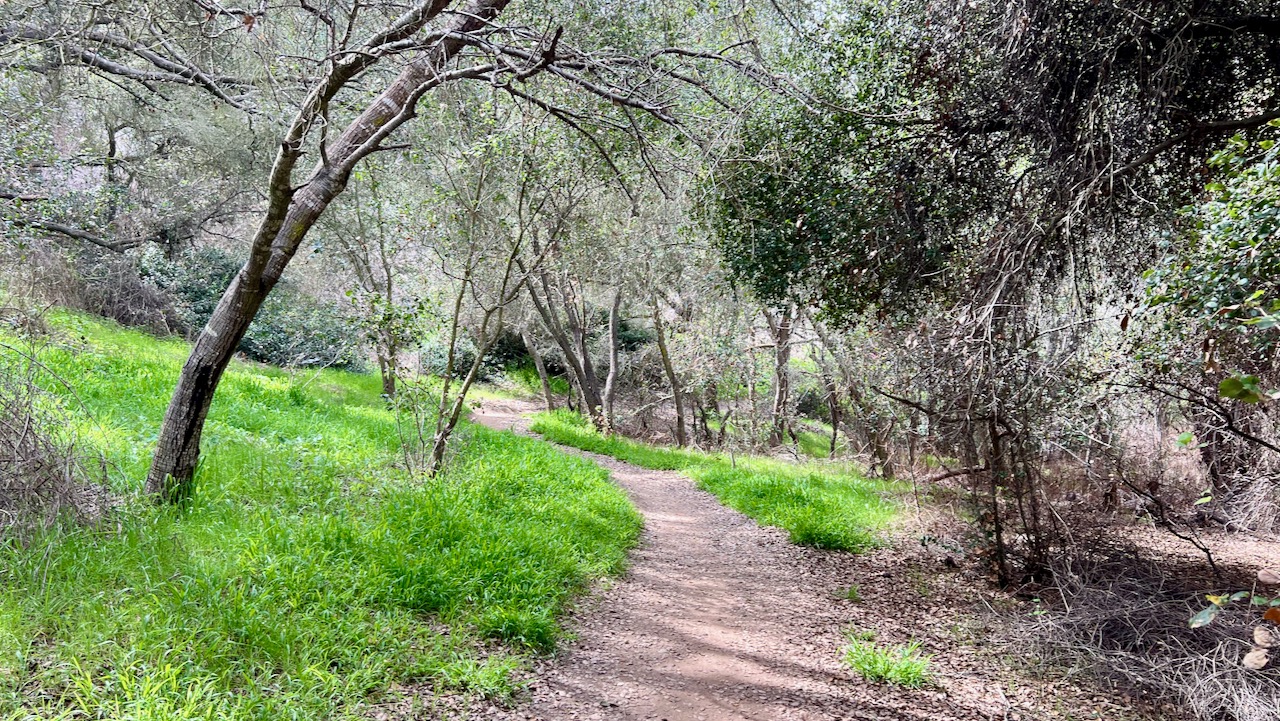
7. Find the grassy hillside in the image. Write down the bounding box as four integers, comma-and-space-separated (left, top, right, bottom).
0, 312, 642, 720
529, 410, 895, 552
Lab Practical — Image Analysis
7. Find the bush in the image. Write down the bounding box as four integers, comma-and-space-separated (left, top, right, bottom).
1, 240, 182, 335
419, 335, 504, 381
0, 337, 107, 536
795, 386, 829, 421
483, 329, 529, 368
237, 298, 364, 369
506, 364, 571, 397
1032, 543, 1280, 721
141, 246, 364, 369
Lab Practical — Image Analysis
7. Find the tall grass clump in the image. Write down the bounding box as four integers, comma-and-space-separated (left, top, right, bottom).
0, 311, 641, 720
841, 631, 932, 688
505, 364, 571, 398
530, 409, 895, 552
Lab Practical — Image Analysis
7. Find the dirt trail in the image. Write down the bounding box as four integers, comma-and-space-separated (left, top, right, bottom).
467, 399, 1143, 721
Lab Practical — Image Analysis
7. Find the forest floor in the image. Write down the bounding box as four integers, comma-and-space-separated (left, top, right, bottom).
428, 398, 1158, 721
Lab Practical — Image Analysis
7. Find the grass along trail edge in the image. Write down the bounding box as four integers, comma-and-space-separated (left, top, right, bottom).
529, 409, 897, 552
0, 312, 641, 720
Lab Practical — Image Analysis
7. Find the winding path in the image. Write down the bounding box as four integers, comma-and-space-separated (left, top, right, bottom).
473, 399, 924, 721
469, 399, 1142, 721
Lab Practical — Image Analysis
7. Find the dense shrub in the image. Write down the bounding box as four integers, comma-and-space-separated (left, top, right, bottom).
0, 339, 107, 536
141, 246, 364, 369
0, 241, 182, 335
419, 335, 504, 381
795, 386, 829, 421
484, 329, 530, 368
617, 316, 653, 351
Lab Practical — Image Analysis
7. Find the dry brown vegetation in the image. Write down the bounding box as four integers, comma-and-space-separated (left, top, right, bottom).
0, 317, 109, 536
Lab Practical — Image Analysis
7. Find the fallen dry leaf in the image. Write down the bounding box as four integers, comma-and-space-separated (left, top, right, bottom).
1242, 647, 1270, 670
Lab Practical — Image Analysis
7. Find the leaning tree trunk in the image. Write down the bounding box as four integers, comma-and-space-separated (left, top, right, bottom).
651, 295, 687, 447
147, 0, 509, 502
147, 273, 275, 501
147, 162, 355, 501
522, 328, 555, 411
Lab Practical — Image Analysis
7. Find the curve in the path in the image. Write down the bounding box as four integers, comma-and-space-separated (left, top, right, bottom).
472, 399, 974, 721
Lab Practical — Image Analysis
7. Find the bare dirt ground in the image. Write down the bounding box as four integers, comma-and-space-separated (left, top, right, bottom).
422, 399, 1159, 721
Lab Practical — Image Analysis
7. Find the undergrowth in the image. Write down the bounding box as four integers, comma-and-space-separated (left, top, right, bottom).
0, 311, 642, 720
505, 364, 571, 398
529, 409, 895, 552
797, 428, 835, 459
840, 632, 932, 688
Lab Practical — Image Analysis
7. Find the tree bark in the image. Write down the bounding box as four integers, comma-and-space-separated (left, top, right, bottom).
868, 418, 896, 477
602, 288, 623, 433
147, 0, 508, 501
521, 328, 555, 411
651, 295, 687, 447
764, 306, 794, 447
377, 344, 398, 399
825, 375, 840, 459
146, 273, 273, 501
747, 347, 759, 443
521, 268, 606, 429
565, 294, 606, 427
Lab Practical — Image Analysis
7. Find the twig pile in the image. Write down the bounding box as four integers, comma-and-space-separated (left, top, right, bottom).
0, 340, 106, 535
1031, 542, 1280, 721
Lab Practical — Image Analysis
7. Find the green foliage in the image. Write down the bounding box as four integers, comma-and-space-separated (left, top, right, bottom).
795, 386, 829, 420
797, 427, 835, 459
1146, 122, 1280, 353
706, 104, 961, 319
837, 584, 861, 603
418, 335, 503, 381
1188, 588, 1280, 629
529, 409, 895, 552
0, 312, 641, 719
506, 364, 571, 397
1218, 373, 1276, 404
140, 247, 364, 369
840, 632, 932, 688
484, 329, 532, 368
702, 2, 980, 323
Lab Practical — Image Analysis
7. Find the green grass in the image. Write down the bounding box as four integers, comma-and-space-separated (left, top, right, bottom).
529, 409, 896, 552
797, 427, 834, 459
837, 584, 862, 602
0, 311, 642, 720
841, 631, 932, 688
504, 364, 571, 398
